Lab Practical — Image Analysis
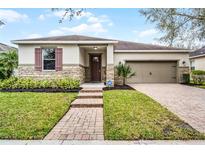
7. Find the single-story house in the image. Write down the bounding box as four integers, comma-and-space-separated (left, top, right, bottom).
12, 35, 190, 85
189, 46, 205, 71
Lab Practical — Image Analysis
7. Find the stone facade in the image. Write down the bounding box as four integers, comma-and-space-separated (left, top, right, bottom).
102, 67, 106, 82
106, 64, 114, 86
85, 67, 91, 82
114, 68, 123, 85
17, 64, 188, 85
177, 67, 189, 83
17, 64, 85, 83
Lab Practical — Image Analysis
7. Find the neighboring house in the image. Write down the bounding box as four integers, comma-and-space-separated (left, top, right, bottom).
0, 43, 17, 53
12, 35, 190, 85
189, 46, 205, 71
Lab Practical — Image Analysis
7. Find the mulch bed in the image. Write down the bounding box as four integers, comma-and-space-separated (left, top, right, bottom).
103, 85, 135, 91
0, 88, 82, 93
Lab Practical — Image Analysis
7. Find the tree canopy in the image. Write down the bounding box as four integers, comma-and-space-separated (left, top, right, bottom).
0, 20, 4, 26
51, 8, 85, 23
139, 8, 205, 49
0, 50, 18, 79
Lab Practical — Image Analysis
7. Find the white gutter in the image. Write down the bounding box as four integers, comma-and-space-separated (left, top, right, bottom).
125, 59, 180, 62
12, 40, 118, 44
114, 49, 191, 53
189, 54, 205, 59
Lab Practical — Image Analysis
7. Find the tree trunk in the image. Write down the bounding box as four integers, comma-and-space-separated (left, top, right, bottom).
123, 77, 126, 86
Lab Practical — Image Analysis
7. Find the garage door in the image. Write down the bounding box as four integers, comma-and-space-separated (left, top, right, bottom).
126, 61, 177, 83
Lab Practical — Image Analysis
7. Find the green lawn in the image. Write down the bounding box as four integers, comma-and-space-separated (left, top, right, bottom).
104, 90, 205, 140
0, 92, 77, 139
199, 84, 205, 89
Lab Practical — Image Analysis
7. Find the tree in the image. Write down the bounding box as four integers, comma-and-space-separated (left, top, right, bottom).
0, 50, 18, 79
0, 20, 4, 26
116, 62, 135, 85
51, 8, 85, 23
139, 9, 205, 49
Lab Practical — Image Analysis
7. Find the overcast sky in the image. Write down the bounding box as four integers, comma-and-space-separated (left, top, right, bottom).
0, 8, 162, 46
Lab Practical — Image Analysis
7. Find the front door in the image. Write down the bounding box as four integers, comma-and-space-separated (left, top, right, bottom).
90, 54, 101, 82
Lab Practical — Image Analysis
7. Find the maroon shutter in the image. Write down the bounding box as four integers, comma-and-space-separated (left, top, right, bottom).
35, 48, 42, 71
55, 48, 63, 71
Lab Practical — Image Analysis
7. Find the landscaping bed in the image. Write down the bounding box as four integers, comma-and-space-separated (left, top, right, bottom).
103, 90, 205, 140
103, 85, 134, 91
0, 77, 81, 92
0, 88, 81, 92
182, 82, 205, 89
0, 92, 77, 139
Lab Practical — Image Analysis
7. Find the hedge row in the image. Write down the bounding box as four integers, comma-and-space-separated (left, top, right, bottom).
192, 70, 205, 75
0, 77, 80, 90
191, 70, 205, 85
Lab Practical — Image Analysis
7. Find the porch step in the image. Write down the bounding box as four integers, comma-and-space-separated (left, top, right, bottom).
71, 98, 103, 108
80, 88, 103, 93
78, 92, 103, 99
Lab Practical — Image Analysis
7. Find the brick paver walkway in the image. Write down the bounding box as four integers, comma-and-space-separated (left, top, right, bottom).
44, 87, 104, 140
130, 84, 205, 133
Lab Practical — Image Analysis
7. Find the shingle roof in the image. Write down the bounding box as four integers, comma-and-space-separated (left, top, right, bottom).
13, 35, 115, 42
114, 40, 185, 50
0, 43, 16, 52
190, 46, 205, 58
13, 35, 187, 50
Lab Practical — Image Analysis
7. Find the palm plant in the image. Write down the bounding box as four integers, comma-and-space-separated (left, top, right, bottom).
116, 62, 135, 85
0, 50, 18, 79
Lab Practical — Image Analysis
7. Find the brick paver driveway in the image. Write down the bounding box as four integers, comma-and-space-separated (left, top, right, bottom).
130, 84, 205, 133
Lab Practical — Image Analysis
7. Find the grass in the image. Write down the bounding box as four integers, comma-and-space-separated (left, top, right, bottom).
0, 92, 77, 139
103, 90, 205, 140
188, 81, 205, 89
198, 84, 205, 89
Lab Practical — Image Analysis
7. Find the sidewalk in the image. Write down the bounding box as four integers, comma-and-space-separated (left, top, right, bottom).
1, 140, 205, 145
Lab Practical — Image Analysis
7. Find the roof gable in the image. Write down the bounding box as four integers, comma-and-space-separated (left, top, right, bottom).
0, 43, 16, 52
190, 46, 205, 58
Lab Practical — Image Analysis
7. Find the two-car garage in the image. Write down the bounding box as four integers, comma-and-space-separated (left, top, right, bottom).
114, 40, 190, 84
126, 61, 177, 83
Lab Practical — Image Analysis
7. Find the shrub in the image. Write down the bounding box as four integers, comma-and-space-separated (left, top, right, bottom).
0, 77, 17, 89
116, 62, 135, 85
0, 50, 18, 79
191, 70, 205, 85
192, 70, 205, 75
182, 73, 190, 84
0, 77, 80, 90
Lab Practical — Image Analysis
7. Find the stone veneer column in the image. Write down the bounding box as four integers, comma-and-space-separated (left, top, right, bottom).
177, 67, 189, 83
106, 44, 114, 86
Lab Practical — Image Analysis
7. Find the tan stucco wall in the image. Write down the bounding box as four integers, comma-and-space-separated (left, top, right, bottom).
114, 52, 190, 67
114, 51, 190, 84
79, 48, 86, 66
107, 45, 114, 64
191, 56, 205, 70
18, 44, 80, 65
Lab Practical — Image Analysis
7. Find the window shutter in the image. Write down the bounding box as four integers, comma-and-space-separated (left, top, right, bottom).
55, 48, 63, 71
35, 48, 42, 71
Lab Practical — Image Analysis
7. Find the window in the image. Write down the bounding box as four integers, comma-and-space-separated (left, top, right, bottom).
42, 48, 55, 70
190, 60, 195, 70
